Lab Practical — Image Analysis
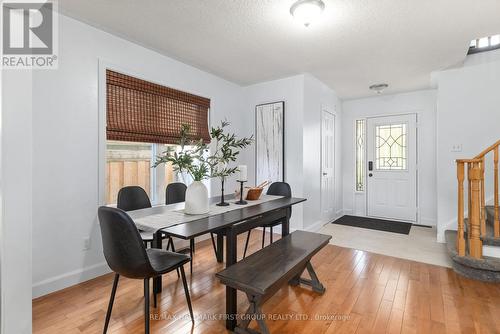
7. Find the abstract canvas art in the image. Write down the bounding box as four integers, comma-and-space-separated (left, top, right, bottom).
255, 101, 284, 184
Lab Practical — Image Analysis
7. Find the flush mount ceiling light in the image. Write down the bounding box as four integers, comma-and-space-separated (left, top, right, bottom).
290, 0, 325, 27
369, 83, 389, 94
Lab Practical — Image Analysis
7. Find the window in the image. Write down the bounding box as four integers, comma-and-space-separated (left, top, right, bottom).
468, 34, 500, 55
355, 119, 365, 191
375, 123, 407, 170
104, 69, 210, 205
106, 141, 181, 205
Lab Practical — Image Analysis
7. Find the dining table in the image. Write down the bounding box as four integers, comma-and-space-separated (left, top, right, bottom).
128, 194, 306, 331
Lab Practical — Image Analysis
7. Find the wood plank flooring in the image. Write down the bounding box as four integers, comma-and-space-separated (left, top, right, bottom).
33, 232, 500, 334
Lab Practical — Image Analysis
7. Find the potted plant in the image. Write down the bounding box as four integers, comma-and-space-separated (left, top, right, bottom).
153, 121, 252, 214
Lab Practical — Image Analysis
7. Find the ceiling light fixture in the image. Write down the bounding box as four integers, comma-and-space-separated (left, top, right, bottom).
369, 83, 389, 94
290, 0, 325, 27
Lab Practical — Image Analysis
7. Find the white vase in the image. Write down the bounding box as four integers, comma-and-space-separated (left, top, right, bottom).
184, 181, 209, 215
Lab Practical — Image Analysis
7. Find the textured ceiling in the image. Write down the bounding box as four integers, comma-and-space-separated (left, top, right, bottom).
58, 0, 500, 99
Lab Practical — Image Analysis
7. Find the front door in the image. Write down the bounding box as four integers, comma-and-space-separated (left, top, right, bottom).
366, 114, 417, 222
321, 110, 335, 222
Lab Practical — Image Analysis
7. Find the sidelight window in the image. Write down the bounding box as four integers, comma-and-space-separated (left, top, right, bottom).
355, 119, 365, 191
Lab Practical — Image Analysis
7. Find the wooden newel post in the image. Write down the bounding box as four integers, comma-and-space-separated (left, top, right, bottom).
457, 161, 466, 256
495, 147, 499, 238
480, 159, 486, 236
468, 162, 483, 259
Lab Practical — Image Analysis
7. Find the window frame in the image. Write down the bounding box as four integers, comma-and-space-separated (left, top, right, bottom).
98, 61, 211, 207
354, 119, 366, 192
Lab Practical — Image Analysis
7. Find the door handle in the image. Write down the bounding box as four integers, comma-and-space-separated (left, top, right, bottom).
369, 173, 373, 177
368, 161, 373, 171
322, 172, 328, 176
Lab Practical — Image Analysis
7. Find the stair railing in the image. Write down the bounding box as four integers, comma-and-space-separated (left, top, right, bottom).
456, 140, 500, 258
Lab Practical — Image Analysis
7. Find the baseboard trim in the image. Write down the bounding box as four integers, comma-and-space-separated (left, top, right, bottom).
419, 217, 436, 227
304, 219, 330, 232
31, 233, 217, 299
32, 262, 111, 299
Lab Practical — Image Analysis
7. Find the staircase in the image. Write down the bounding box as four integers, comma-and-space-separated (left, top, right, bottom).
445, 140, 500, 282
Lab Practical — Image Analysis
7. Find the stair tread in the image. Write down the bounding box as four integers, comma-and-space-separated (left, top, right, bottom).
445, 230, 500, 272
464, 211, 500, 245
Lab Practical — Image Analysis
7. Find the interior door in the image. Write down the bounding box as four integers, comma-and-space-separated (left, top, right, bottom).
366, 114, 417, 222
321, 110, 335, 222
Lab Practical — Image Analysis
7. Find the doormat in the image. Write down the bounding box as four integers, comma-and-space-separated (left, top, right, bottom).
332, 215, 412, 235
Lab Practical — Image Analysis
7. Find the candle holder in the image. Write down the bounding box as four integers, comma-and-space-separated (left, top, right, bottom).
235, 180, 248, 205
216, 177, 230, 207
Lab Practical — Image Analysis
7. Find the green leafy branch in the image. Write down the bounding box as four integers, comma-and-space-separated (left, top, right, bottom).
153, 121, 253, 182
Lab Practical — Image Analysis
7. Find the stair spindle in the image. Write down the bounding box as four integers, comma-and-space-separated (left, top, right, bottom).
481, 159, 486, 236
457, 161, 466, 256
469, 162, 483, 259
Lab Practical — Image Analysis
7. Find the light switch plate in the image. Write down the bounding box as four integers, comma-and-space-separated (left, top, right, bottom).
451, 144, 462, 152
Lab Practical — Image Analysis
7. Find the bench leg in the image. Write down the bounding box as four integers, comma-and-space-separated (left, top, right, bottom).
288, 261, 326, 294
234, 295, 270, 334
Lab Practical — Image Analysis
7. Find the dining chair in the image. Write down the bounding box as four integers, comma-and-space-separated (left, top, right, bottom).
116, 186, 155, 247
243, 182, 292, 257
163, 183, 195, 275
165, 183, 221, 266
98, 206, 194, 334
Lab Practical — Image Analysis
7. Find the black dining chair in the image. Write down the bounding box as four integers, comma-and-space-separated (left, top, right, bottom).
117, 186, 155, 247
165, 182, 187, 205
243, 182, 292, 257
162, 183, 196, 275
98, 206, 194, 334
165, 183, 223, 265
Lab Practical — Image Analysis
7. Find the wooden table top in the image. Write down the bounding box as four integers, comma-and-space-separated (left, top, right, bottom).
161, 197, 306, 239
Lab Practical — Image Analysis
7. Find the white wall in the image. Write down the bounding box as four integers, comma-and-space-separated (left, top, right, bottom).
342, 90, 437, 227
243, 74, 342, 231
31, 15, 248, 298
243, 75, 305, 230
1, 69, 33, 333
303, 75, 342, 230
435, 50, 500, 241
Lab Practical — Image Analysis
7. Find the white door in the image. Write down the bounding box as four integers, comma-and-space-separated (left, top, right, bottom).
321, 110, 335, 222
366, 114, 417, 222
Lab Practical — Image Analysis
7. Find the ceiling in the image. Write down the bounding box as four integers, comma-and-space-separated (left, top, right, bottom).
58, 0, 500, 99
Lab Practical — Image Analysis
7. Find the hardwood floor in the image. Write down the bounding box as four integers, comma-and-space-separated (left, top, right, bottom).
33, 232, 500, 334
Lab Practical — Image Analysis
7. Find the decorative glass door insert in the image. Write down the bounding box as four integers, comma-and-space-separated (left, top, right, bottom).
375, 123, 407, 170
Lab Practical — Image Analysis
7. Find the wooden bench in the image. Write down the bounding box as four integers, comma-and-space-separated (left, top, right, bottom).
215, 230, 332, 334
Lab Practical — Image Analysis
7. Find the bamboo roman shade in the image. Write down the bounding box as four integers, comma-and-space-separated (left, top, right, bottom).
106, 70, 211, 144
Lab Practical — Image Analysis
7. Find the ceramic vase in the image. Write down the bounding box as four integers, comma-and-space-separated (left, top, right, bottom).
184, 181, 209, 214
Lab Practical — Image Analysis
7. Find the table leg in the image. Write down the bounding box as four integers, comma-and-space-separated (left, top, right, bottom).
216, 232, 224, 263
282, 207, 291, 237
153, 231, 163, 294
225, 227, 237, 330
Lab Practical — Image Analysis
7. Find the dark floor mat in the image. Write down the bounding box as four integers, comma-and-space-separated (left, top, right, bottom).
332, 215, 412, 235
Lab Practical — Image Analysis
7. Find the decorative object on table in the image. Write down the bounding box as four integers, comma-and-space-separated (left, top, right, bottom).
153, 121, 253, 214
256, 101, 284, 185
235, 179, 248, 205
209, 122, 253, 207
246, 180, 270, 201
235, 165, 249, 205
216, 177, 230, 207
